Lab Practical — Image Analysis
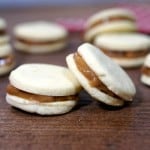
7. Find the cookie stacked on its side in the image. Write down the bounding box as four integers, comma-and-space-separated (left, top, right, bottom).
0, 18, 15, 76
66, 43, 136, 106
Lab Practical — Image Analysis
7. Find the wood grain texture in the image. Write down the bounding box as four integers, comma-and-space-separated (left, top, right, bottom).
0, 6, 150, 150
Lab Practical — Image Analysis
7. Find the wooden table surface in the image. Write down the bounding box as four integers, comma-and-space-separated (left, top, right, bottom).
0, 5, 150, 150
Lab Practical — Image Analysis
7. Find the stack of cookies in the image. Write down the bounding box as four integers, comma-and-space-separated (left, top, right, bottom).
84, 8, 150, 68
0, 18, 15, 76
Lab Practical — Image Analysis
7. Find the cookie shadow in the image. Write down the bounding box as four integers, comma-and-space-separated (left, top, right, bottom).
73, 90, 93, 111
97, 101, 128, 111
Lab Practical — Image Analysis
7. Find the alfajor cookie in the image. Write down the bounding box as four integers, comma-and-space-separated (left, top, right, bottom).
6, 64, 81, 115
0, 44, 15, 76
66, 43, 136, 106
84, 8, 137, 42
0, 18, 9, 44
141, 54, 150, 86
14, 21, 68, 53
94, 33, 150, 68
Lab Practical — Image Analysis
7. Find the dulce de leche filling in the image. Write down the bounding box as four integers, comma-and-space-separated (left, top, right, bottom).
0, 30, 6, 36
98, 47, 149, 59
0, 55, 14, 66
74, 53, 123, 99
7, 84, 78, 103
142, 66, 150, 76
16, 37, 67, 45
87, 16, 135, 30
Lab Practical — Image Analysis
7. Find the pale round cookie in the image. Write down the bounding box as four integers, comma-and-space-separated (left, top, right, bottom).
84, 8, 137, 42
86, 8, 135, 28
94, 33, 150, 67
143, 53, 150, 68
14, 21, 68, 53
9, 64, 81, 96
0, 18, 9, 44
94, 33, 150, 51
14, 40, 67, 54
0, 62, 15, 76
141, 54, 150, 86
0, 44, 12, 57
66, 43, 136, 106
85, 21, 137, 42
0, 36, 9, 44
0, 18, 6, 30
141, 75, 150, 86
6, 64, 81, 115
0, 44, 15, 76
14, 21, 68, 41
6, 94, 77, 115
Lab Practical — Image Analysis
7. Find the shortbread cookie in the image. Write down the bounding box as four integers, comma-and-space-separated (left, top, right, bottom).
0, 44, 15, 76
66, 43, 136, 106
0, 18, 6, 36
0, 18, 9, 44
6, 64, 81, 115
84, 8, 137, 42
94, 33, 150, 68
14, 21, 68, 53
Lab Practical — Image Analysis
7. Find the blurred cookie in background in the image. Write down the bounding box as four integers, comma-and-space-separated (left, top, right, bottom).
14, 21, 68, 54
84, 8, 137, 42
94, 33, 150, 68
0, 18, 15, 76
141, 54, 150, 86
0, 18, 9, 44
0, 44, 15, 76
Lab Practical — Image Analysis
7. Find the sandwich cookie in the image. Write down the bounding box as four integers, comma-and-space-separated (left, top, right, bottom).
6, 64, 81, 115
141, 54, 150, 86
94, 33, 150, 68
0, 44, 15, 76
66, 43, 136, 106
14, 21, 68, 53
84, 8, 137, 42
0, 18, 9, 44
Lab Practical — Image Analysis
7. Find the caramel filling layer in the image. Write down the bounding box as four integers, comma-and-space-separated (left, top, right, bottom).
7, 85, 78, 103
0, 55, 14, 66
16, 37, 67, 45
87, 16, 135, 30
74, 53, 123, 99
142, 66, 150, 76
0, 30, 6, 36
98, 46, 149, 59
